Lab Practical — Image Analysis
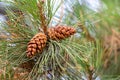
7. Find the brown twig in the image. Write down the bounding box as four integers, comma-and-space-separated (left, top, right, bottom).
87, 66, 94, 80
84, 59, 94, 80
37, 0, 47, 34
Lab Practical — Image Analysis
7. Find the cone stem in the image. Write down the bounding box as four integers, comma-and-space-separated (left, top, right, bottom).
37, 0, 47, 34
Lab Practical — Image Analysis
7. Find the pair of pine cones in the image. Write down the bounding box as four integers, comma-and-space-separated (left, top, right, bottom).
27, 26, 76, 58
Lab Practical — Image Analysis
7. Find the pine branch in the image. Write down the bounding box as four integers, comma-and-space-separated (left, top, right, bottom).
37, 0, 47, 34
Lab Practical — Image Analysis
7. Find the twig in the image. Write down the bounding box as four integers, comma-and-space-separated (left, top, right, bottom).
87, 66, 94, 80
37, 0, 47, 34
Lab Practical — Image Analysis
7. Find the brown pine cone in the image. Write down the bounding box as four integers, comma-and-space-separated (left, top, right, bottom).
48, 26, 76, 40
27, 33, 47, 58
19, 60, 35, 72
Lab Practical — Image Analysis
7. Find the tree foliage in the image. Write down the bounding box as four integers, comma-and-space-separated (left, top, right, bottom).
0, 0, 120, 80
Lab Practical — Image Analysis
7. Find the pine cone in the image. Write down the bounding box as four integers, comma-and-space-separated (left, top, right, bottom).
48, 26, 76, 40
27, 33, 47, 58
19, 60, 35, 72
